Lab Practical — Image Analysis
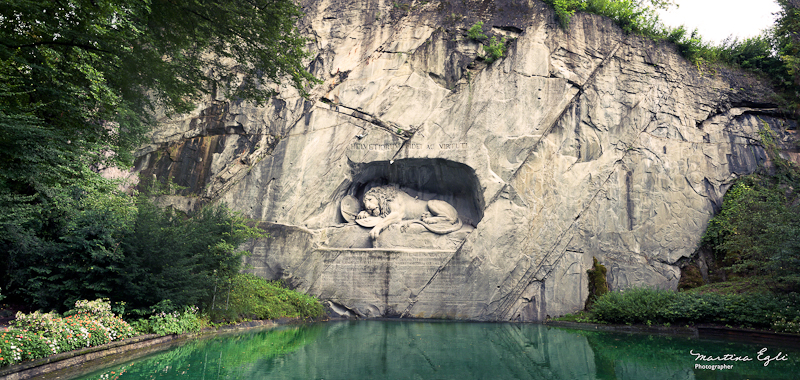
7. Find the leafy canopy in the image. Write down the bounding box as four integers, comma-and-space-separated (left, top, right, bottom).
0, 0, 314, 309
8, 191, 266, 312
1, 0, 316, 167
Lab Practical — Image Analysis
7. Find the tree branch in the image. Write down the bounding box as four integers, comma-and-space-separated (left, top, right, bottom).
1, 40, 110, 53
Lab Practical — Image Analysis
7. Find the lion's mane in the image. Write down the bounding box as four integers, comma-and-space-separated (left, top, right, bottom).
363, 185, 401, 218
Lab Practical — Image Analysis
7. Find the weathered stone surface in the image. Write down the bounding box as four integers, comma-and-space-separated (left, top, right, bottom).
136, 0, 798, 321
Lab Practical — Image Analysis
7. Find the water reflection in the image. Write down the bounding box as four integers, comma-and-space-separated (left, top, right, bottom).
71, 321, 799, 380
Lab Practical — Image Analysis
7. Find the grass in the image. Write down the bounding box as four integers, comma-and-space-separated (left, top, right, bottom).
553, 310, 600, 323
209, 273, 325, 323
683, 276, 774, 295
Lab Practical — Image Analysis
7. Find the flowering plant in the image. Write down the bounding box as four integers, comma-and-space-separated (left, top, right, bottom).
1, 299, 135, 366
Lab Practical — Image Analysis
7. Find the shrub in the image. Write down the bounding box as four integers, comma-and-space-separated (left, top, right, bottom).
12, 299, 135, 351
702, 169, 800, 291
467, 22, 487, 40
772, 315, 800, 333
585, 257, 609, 309
148, 306, 202, 336
1, 299, 135, 367
544, 0, 585, 29
211, 273, 324, 322
0, 330, 56, 366
67, 298, 115, 318
483, 36, 507, 63
116, 200, 267, 311
127, 301, 202, 336
591, 287, 676, 325
5, 188, 266, 313
591, 287, 800, 329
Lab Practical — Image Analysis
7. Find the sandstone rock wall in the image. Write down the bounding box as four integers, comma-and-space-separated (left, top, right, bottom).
134, 0, 797, 320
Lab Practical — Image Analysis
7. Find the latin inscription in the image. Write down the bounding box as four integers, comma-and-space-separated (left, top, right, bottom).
348, 142, 468, 151
313, 250, 452, 300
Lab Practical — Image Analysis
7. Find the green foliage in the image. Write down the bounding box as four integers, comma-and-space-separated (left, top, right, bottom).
701, 128, 800, 292
0, 0, 317, 289
543, 0, 672, 33
775, 0, 800, 94
4, 188, 265, 312
210, 273, 324, 323
543, 0, 585, 29
117, 199, 265, 311
132, 305, 202, 336
65, 298, 116, 319
718, 35, 783, 74
0, 329, 55, 366
538, 0, 800, 112
2, 169, 137, 310
665, 26, 712, 64
703, 180, 789, 271
590, 287, 800, 329
591, 287, 676, 325
467, 22, 487, 40
585, 257, 609, 309
553, 310, 599, 323
483, 36, 508, 63
772, 315, 800, 333
1, 299, 135, 366
583, 0, 661, 35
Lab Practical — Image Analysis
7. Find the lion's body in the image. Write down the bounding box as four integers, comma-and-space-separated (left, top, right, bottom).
355, 186, 462, 239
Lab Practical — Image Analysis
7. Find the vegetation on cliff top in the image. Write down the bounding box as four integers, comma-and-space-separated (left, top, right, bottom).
542, 0, 800, 116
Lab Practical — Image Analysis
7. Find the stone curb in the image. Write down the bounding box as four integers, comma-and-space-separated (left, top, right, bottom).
0, 319, 280, 380
544, 320, 699, 337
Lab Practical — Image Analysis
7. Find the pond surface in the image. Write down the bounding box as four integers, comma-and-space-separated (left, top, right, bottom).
70, 321, 799, 380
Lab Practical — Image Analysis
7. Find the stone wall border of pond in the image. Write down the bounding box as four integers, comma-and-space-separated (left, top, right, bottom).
0, 319, 281, 380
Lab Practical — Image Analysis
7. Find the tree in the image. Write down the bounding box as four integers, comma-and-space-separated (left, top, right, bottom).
703, 175, 800, 292
774, 0, 800, 103
0, 0, 315, 172
0, 0, 314, 305
115, 199, 264, 312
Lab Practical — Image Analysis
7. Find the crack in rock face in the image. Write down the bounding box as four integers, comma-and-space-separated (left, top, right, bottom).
136, 0, 797, 321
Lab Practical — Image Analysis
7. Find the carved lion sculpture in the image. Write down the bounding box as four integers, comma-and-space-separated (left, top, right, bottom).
350, 185, 462, 240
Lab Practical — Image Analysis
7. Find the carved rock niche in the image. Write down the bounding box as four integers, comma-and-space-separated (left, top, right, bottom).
329, 158, 483, 249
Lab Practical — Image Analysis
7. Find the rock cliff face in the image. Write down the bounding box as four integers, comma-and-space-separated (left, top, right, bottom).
135, 0, 798, 320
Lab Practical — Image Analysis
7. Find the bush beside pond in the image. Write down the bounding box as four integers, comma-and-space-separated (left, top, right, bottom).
0, 277, 325, 368
0, 299, 135, 366
571, 287, 800, 332
209, 273, 325, 323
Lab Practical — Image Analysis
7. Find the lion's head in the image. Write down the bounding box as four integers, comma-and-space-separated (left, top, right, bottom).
362, 185, 401, 218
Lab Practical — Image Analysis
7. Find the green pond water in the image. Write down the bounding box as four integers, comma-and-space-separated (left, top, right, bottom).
69, 321, 800, 380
